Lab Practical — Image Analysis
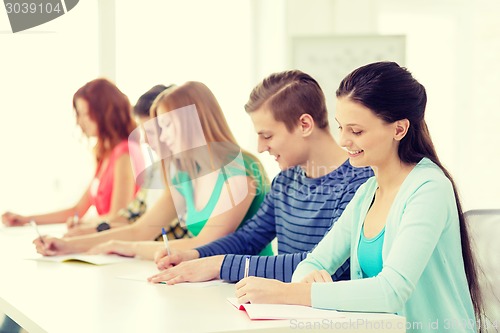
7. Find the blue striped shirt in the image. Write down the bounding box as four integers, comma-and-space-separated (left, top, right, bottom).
195, 159, 373, 282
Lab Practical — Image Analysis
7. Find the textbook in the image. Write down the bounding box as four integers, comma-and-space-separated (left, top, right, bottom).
227, 297, 344, 320
28, 254, 135, 265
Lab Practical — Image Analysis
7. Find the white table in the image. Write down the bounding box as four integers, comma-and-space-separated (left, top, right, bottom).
0, 224, 405, 333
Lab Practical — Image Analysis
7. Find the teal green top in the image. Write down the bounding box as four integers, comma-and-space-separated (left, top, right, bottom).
292, 158, 476, 333
172, 153, 273, 256
357, 225, 385, 278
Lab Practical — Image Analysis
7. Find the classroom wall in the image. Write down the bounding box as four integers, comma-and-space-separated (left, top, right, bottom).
0, 0, 99, 215
254, 0, 500, 210
1, 0, 499, 216
0, 0, 257, 215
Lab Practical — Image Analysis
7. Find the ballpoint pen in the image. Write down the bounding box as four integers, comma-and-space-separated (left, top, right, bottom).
161, 227, 171, 256
30, 220, 45, 246
244, 256, 250, 279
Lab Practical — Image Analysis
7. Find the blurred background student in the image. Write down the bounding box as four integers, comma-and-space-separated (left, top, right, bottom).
2, 78, 142, 230
0, 78, 143, 333
64, 84, 188, 239
34, 81, 273, 258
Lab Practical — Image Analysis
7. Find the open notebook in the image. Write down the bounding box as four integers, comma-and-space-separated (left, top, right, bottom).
28, 254, 135, 265
227, 297, 344, 320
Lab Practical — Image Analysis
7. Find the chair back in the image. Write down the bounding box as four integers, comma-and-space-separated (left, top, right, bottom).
465, 209, 500, 331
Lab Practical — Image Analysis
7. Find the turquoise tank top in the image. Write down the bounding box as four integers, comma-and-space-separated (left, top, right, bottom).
171, 153, 273, 256
357, 225, 385, 278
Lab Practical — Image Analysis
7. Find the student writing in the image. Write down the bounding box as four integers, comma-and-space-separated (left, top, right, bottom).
235, 62, 482, 333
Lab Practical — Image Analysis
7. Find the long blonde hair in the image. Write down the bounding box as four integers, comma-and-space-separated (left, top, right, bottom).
150, 81, 269, 190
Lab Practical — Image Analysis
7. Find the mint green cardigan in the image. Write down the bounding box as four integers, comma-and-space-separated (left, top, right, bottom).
292, 158, 476, 333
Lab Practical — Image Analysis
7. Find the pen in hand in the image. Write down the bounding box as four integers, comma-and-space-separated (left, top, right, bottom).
161, 227, 171, 256
30, 220, 45, 246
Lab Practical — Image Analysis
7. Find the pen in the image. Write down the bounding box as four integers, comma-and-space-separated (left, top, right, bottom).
30, 220, 45, 246
244, 256, 250, 278
161, 227, 171, 256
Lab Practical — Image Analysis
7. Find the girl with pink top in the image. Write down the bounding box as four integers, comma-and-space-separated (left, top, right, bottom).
1, 78, 142, 228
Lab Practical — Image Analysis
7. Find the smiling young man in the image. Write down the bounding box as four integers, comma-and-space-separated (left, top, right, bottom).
148, 70, 374, 284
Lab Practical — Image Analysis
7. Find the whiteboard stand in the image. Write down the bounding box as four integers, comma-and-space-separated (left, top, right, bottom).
291, 35, 406, 138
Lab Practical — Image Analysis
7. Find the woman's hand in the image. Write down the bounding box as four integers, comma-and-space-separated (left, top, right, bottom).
33, 236, 72, 256
235, 277, 290, 304
236, 277, 312, 306
154, 248, 199, 270
2, 211, 28, 226
86, 240, 136, 257
64, 223, 97, 237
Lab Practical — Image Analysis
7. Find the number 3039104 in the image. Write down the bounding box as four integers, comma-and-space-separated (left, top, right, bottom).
5, 2, 62, 14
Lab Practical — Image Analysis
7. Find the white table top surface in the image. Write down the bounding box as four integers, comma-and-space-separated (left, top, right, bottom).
0, 224, 405, 333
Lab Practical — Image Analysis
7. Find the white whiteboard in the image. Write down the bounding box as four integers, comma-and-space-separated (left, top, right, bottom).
291, 35, 406, 136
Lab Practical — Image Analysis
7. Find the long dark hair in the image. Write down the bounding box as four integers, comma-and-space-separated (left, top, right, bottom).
336, 61, 483, 324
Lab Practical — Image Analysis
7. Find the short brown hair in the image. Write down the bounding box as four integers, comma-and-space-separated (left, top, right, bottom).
244, 70, 329, 132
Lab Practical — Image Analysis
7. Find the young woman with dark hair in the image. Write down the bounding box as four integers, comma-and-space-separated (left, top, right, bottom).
236, 62, 483, 333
